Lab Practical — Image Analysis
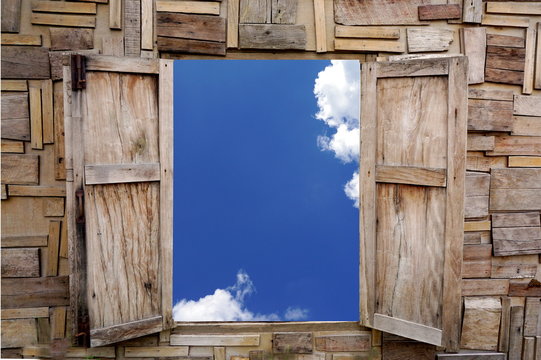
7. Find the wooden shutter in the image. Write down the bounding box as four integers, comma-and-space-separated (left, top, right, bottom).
65, 55, 173, 347
359, 56, 467, 351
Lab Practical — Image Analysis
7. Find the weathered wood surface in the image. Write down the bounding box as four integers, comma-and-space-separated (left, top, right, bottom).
462, 0, 483, 23
227, 0, 240, 48
171, 334, 261, 346
492, 227, 541, 256
490, 168, 541, 211
1, 92, 30, 141
486, 46, 525, 71
8, 185, 65, 197
334, 39, 405, 53
50, 28, 94, 50
460, 297, 501, 351
271, 0, 297, 24
44, 198, 65, 217
487, 135, 541, 156
1, 307, 48, 320
335, 26, 400, 39
125, 0, 141, 57
1, 318, 38, 348
486, 1, 541, 15
375, 165, 446, 187
462, 279, 509, 296
158, 37, 226, 55
1, 0, 21, 33
514, 95, 541, 117
124, 346, 190, 357
1, 248, 40, 278
509, 156, 541, 166
512, 115, 541, 136
461, 27, 485, 84
406, 28, 454, 53
1, 34, 42, 46
314, 334, 371, 352
31, 13, 96, 27
508, 306, 524, 359
462, 245, 492, 278
85, 163, 161, 185
1, 154, 39, 185
239, 0, 269, 23
508, 279, 541, 296
157, 13, 226, 42
239, 24, 306, 50
524, 297, 541, 336
485, 68, 524, 86
418, 4, 461, 20
491, 255, 538, 279
493, 212, 540, 228
335, 0, 439, 26
1, 46, 51, 79
1, 235, 48, 248
1, 140, 24, 153
468, 99, 513, 132
468, 135, 495, 151
468, 88, 514, 101
157, 0, 221, 15
1, 276, 69, 308
1, 80, 27, 92
487, 34, 524, 48
273, 332, 313, 353
481, 14, 530, 28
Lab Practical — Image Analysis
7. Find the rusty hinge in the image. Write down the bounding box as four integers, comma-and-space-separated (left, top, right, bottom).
71, 54, 87, 90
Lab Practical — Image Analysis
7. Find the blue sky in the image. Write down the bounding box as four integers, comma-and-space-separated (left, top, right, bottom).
173, 60, 360, 321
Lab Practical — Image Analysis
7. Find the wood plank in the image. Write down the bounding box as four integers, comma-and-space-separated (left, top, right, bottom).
50, 306, 66, 339
462, 279, 509, 296
1, 235, 48, 248
1, 0, 21, 33
1, 46, 50, 79
468, 135, 495, 151
491, 168, 541, 188
90, 316, 163, 347
110, 0, 122, 29
335, 25, 400, 40
50, 28, 93, 51
86, 55, 160, 73
481, 14, 530, 28
124, 0, 141, 57
514, 95, 541, 117
313, 0, 326, 53
493, 212, 540, 227
536, 23, 541, 90
487, 135, 541, 156
31, 13, 96, 27
141, 0, 154, 50
468, 88, 514, 101
378, 58, 450, 78
463, 0, 482, 23
64, 347, 116, 358
460, 297, 501, 351
462, 244, 492, 278
509, 156, 541, 167
373, 314, 442, 347
499, 297, 511, 352
485, 68, 524, 86
468, 99, 513, 131
334, 38, 405, 53
524, 298, 541, 336
407, 28, 454, 53
1, 34, 41, 46
512, 115, 541, 136
465, 192, 488, 218
158, 36, 226, 55
334, 0, 432, 26
1, 140, 24, 153
53, 82, 66, 180
1, 307, 48, 320
461, 27, 486, 84
227, 0, 240, 48
487, 34, 525, 48
492, 256, 539, 279
437, 354, 506, 359
41, 80, 53, 144
239, 24, 306, 50
1, 248, 40, 278
486, 53, 525, 72
493, 226, 541, 256
102, 36, 125, 56
491, 189, 541, 211
1, 80, 27, 92
171, 335, 261, 346
28, 81, 43, 150
271, 0, 297, 24
314, 334, 371, 352
46, 220, 61, 277
1, 319, 38, 348
157, 13, 226, 42
273, 332, 313, 353
523, 337, 536, 360
1, 92, 30, 141
1, 154, 39, 185
486, 2, 541, 15
1, 276, 69, 308
124, 346, 189, 357
157, 0, 221, 15
32, 1, 96, 14
509, 280, 541, 296
375, 165, 446, 187
8, 186, 66, 197
85, 163, 161, 185
524, 26, 536, 94
418, 4, 461, 20
44, 198, 65, 217
508, 306, 524, 360
239, 0, 268, 23
465, 220, 491, 232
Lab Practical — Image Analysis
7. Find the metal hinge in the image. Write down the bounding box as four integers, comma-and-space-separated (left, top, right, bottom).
71, 54, 87, 90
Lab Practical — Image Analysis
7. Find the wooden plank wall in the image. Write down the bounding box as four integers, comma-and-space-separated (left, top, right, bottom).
1, 0, 541, 359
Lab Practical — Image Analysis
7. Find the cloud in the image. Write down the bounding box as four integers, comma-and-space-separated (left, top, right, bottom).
314, 60, 360, 206
173, 270, 308, 321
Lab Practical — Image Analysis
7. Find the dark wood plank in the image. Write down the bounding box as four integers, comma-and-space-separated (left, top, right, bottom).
509, 280, 541, 297
468, 99, 513, 131
1, 276, 69, 308
50, 28, 94, 51
383, 340, 437, 360
508, 306, 524, 360
1, 154, 39, 185
418, 4, 461, 20
486, 54, 525, 71
462, 244, 492, 278
1, 92, 30, 141
157, 37, 226, 55
1, 248, 40, 278
124, 0, 141, 57
485, 68, 524, 85
314, 334, 371, 351
90, 316, 163, 347
1, 46, 51, 79
239, 24, 306, 50
487, 136, 541, 156
273, 332, 312, 353
487, 45, 526, 58
334, 0, 431, 26
487, 34, 525, 48
1, 0, 21, 33
156, 13, 226, 42
492, 212, 540, 228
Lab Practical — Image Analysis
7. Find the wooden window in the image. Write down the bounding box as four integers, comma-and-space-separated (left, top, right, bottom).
65, 56, 173, 347
359, 56, 467, 351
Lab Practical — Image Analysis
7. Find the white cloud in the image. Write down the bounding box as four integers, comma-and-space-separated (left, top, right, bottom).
173, 270, 308, 321
314, 60, 360, 206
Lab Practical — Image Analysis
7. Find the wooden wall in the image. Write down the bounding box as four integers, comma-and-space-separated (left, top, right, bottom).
1, 0, 541, 359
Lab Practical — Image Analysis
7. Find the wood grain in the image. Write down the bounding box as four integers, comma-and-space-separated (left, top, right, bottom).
1, 92, 30, 141
157, 13, 226, 42
334, 0, 435, 26
462, 244, 492, 278
273, 332, 312, 353
418, 4, 461, 20
271, 0, 297, 24
158, 37, 226, 55
314, 334, 370, 352
227, 0, 240, 48
1, 307, 48, 320
487, 135, 541, 156
1, 140, 24, 153
508, 306, 524, 360
171, 334, 261, 346
523, 26, 536, 94
1, 0, 21, 33
334, 39, 405, 53
462, 279, 509, 296
31, 13, 96, 27
158, 0, 221, 15
1, 34, 42, 46
375, 165, 446, 187
1, 154, 39, 185
85, 163, 161, 185
1, 276, 69, 308
1, 319, 38, 348
486, 2, 541, 15
313, 0, 326, 52
125, 0, 141, 57
468, 98, 513, 131
460, 297, 501, 351
462, 0, 482, 23
50, 28, 93, 50
335, 26, 400, 39
239, 0, 269, 23
514, 95, 541, 116
1, 248, 40, 278
461, 27, 486, 84
407, 28, 454, 53
487, 34, 524, 48
239, 24, 306, 50
1, 46, 50, 79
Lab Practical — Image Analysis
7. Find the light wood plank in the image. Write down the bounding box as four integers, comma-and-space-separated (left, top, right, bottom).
227, 0, 240, 48
85, 55, 160, 74
468, 98, 513, 132
335, 25, 400, 40
463, 0, 482, 23
524, 298, 541, 336
468, 88, 513, 101
460, 297, 501, 351
110, 0, 121, 29
487, 135, 541, 156
509, 156, 541, 167
407, 28, 454, 53
239, 24, 306, 50
492, 212, 540, 228
314, 334, 371, 352
1, 140, 24, 153
377, 58, 449, 78
512, 116, 541, 136
481, 14, 530, 28
28, 81, 43, 150
314, 0, 326, 53
8, 186, 66, 197
461, 27, 486, 84
334, 0, 432, 26
514, 95, 541, 117
465, 220, 491, 232
141, 0, 154, 50
44, 198, 65, 217
157, 13, 226, 42
64, 347, 116, 358
499, 297, 511, 352
1, 248, 40, 278
1, 235, 48, 248
508, 306, 524, 360
90, 316, 163, 347
46, 220, 61, 277
271, 0, 297, 24
462, 279, 510, 296
32, 1, 96, 14
239, 0, 268, 23
524, 26, 536, 94
1, 34, 41, 46
335, 38, 404, 53
31, 13, 96, 27
171, 335, 261, 346
53, 82, 66, 181
1, 307, 49, 320
375, 165, 446, 187
125, 346, 189, 357
486, 2, 541, 15
50, 306, 66, 339
1, 319, 38, 348
1, 154, 39, 185
157, 1, 221, 15
41, 80, 53, 144
373, 313, 442, 347
1, 80, 27, 92
85, 163, 161, 185
1, 92, 30, 141
468, 135, 495, 151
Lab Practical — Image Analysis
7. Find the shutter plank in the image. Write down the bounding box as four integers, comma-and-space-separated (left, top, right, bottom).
85, 163, 161, 185
375, 165, 446, 187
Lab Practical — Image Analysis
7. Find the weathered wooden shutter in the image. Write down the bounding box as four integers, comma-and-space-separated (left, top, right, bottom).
359, 56, 467, 351
65, 55, 173, 347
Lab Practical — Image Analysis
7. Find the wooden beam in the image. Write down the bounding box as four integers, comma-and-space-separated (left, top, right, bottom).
461, 27, 485, 84
141, 0, 154, 50
90, 316, 163, 347
482, 14, 530, 27
1, 235, 48, 248
8, 186, 66, 197
373, 313, 442, 347
1, 307, 49, 320
239, 24, 306, 50
110, 0, 122, 29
